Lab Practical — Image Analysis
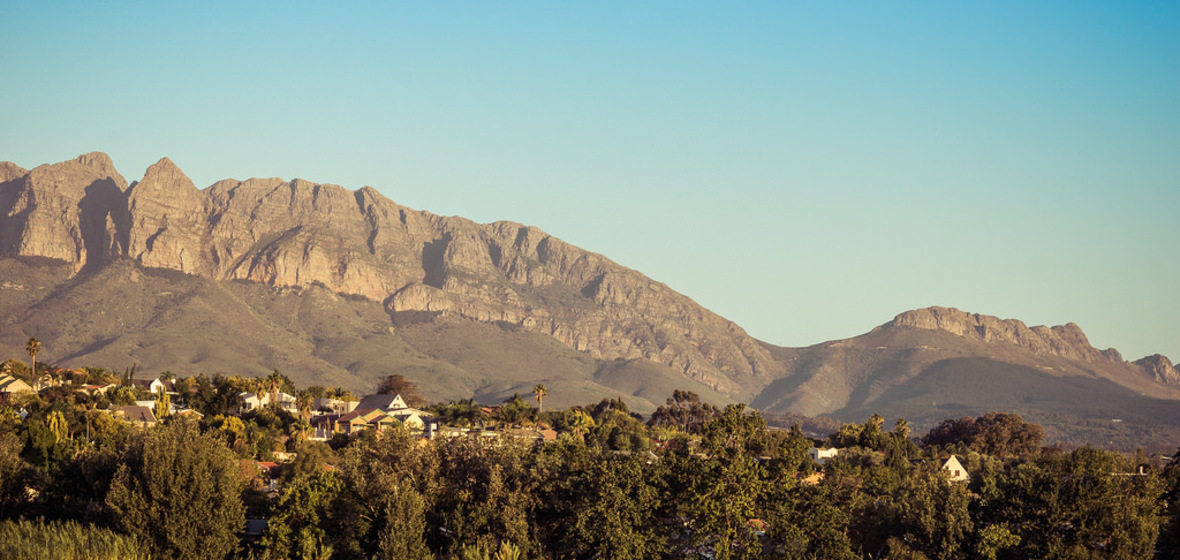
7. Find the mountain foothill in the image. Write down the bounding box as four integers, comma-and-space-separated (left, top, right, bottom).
2, 152, 1177, 446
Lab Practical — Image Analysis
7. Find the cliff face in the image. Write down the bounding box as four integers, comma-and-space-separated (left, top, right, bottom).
0, 153, 128, 270
1136, 354, 1180, 385
889, 306, 1122, 365
753, 305, 1180, 420
0, 153, 778, 398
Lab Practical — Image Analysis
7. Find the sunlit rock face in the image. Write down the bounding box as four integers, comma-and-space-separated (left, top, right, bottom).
891, 306, 1120, 365
0, 153, 779, 399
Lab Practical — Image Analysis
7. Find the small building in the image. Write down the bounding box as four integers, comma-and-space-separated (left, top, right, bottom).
131, 378, 175, 395
113, 405, 158, 428
239, 391, 297, 414
355, 393, 408, 411
941, 455, 969, 482
0, 374, 34, 402
313, 397, 357, 415
808, 447, 840, 465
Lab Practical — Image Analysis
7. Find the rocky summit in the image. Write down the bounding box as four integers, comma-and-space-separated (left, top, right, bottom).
0, 153, 777, 403
2, 153, 1179, 446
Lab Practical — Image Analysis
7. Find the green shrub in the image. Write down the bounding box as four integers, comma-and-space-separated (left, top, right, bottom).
0, 519, 150, 560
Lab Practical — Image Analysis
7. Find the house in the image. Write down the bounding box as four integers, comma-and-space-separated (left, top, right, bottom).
313, 397, 357, 415
355, 393, 408, 411
113, 405, 158, 427
131, 378, 175, 395
941, 455, 969, 482
239, 391, 297, 414
808, 447, 840, 465
309, 394, 436, 438
310, 414, 342, 440
0, 374, 34, 402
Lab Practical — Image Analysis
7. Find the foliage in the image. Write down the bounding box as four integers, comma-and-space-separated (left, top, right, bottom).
921, 412, 1044, 457
374, 374, 427, 407
647, 390, 720, 435
106, 419, 246, 560
0, 519, 150, 560
0, 378, 1177, 560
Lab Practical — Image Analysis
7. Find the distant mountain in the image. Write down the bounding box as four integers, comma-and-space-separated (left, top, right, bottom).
0, 153, 772, 410
753, 307, 1180, 448
2, 153, 1178, 446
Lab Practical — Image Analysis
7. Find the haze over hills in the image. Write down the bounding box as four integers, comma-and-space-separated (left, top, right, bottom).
1, 153, 1178, 445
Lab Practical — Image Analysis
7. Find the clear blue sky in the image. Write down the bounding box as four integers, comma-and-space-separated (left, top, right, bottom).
3, 2, 1178, 362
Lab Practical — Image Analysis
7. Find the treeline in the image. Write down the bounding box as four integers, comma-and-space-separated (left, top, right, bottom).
3, 376, 1180, 559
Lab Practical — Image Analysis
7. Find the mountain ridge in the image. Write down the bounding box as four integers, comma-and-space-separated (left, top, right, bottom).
2, 153, 1177, 446
1, 153, 778, 399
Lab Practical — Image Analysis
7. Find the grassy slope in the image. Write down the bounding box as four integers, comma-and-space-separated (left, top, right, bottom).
0, 258, 726, 413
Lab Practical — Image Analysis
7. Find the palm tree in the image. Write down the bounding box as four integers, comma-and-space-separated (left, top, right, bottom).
252, 378, 267, 411
25, 337, 41, 376
296, 390, 313, 424
570, 409, 594, 442
533, 384, 547, 414
265, 370, 284, 410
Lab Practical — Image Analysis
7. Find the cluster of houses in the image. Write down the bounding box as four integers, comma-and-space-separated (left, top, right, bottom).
805, 446, 970, 483
308, 393, 437, 439
3, 371, 564, 445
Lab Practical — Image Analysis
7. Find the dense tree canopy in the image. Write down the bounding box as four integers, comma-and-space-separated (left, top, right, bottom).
0, 371, 1175, 560
106, 419, 246, 560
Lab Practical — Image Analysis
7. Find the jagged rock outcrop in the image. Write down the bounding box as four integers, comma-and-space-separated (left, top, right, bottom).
889, 306, 1120, 365
0, 153, 778, 397
1136, 354, 1180, 385
0, 153, 128, 270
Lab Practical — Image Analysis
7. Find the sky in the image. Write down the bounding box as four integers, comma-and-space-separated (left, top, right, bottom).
2, 2, 1178, 362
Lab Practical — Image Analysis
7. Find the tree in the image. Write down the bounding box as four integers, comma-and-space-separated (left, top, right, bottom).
989, 446, 1162, 558
262, 469, 342, 560
560, 453, 668, 559
0, 432, 32, 512
264, 370, 284, 410
25, 338, 40, 376
374, 374, 426, 407
152, 386, 170, 420
921, 413, 1043, 457
647, 390, 720, 435
106, 419, 246, 560
532, 384, 547, 414
296, 390, 314, 424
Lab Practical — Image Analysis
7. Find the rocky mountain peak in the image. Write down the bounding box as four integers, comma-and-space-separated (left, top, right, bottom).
1, 152, 129, 268
0, 153, 780, 397
889, 306, 1115, 364
73, 151, 122, 178
1135, 354, 1179, 385
0, 161, 27, 183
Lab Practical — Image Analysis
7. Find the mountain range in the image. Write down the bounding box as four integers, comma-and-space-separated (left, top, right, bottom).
2, 153, 1177, 447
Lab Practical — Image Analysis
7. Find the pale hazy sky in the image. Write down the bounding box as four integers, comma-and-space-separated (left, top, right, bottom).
3, 2, 1178, 362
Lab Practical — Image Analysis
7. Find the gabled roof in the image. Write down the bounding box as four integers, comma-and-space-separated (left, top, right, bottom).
355, 394, 408, 411
0, 374, 33, 394
114, 405, 157, 424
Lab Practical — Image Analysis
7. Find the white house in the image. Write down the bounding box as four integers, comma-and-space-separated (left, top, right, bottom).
809, 447, 840, 465
313, 397, 358, 415
0, 374, 33, 402
941, 455, 970, 482
239, 391, 298, 414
